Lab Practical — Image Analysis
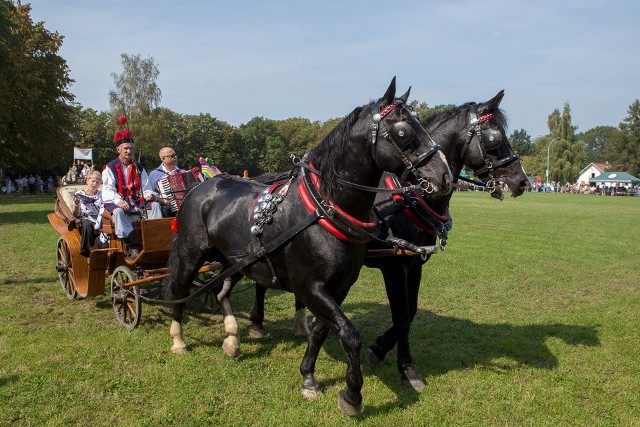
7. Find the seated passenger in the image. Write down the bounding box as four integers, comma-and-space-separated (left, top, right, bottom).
148, 146, 184, 217
74, 170, 103, 257
102, 117, 162, 259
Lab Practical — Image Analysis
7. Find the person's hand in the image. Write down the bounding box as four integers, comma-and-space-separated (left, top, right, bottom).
117, 200, 130, 212
145, 194, 156, 201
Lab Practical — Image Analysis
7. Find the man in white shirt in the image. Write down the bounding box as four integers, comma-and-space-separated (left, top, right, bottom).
148, 146, 184, 217
102, 120, 162, 259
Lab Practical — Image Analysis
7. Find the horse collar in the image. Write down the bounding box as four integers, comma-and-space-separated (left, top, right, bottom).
297, 163, 378, 243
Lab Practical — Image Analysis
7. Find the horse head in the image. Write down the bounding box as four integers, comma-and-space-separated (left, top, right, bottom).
366, 78, 452, 196
424, 91, 529, 200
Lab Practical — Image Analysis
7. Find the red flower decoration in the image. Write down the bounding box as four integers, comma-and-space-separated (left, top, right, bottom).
119, 115, 127, 125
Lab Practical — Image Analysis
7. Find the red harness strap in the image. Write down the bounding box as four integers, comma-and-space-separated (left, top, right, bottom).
298, 168, 378, 243
383, 175, 450, 234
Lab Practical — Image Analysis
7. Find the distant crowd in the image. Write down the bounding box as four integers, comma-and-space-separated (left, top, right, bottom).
530, 181, 639, 196
2, 160, 95, 195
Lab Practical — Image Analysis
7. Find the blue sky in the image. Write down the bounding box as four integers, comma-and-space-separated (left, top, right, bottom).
25, 0, 640, 139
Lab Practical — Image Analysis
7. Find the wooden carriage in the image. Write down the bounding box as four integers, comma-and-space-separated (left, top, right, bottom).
48, 184, 220, 329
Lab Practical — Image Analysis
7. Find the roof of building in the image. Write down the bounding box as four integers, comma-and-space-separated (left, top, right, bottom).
590, 171, 640, 184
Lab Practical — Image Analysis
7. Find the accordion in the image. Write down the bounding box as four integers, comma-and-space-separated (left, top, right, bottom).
158, 168, 205, 212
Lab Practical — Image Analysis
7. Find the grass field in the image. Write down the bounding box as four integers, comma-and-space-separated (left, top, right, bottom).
0, 191, 638, 426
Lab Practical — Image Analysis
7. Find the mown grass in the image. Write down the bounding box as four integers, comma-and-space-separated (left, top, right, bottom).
0, 192, 638, 426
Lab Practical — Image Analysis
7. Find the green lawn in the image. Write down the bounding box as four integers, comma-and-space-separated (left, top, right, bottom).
0, 192, 638, 426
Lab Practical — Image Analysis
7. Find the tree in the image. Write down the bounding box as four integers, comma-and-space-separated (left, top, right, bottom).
274, 117, 320, 157
0, 1, 75, 174
575, 126, 619, 164
239, 117, 278, 176
509, 129, 534, 156
108, 53, 162, 165
545, 102, 585, 183
73, 107, 111, 169
603, 100, 640, 176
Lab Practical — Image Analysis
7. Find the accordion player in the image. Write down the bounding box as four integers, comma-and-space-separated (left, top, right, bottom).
157, 168, 205, 213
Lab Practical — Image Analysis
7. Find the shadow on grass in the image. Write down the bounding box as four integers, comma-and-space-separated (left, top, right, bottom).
1, 275, 57, 285
169, 292, 600, 417
0, 209, 51, 225
0, 375, 19, 387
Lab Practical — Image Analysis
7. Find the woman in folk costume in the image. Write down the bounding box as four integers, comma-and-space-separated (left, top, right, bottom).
102, 116, 162, 259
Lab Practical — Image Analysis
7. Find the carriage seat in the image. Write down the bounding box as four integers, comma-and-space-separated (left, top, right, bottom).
100, 209, 142, 238
55, 184, 84, 230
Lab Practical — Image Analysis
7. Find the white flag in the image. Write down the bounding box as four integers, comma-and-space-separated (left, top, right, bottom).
74, 147, 93, 160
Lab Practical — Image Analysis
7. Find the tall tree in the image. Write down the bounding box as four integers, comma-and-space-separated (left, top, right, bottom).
546, 102, 585, 183
603, 100, 640, 176
108, 53, 162, 165
0, 1, 75, 173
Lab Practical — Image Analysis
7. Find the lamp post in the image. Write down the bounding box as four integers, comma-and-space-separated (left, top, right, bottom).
546, 137, 559, 189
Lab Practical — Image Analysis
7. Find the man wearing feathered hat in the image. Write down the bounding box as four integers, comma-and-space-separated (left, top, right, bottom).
102, 116, 162, 259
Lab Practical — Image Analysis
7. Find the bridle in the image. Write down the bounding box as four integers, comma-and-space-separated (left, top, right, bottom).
459, 109, 520, 193
369, 100, 443, 195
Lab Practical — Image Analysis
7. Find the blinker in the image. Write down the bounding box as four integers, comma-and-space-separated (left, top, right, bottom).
390, 121, 414, 147
481, 129, 502, 150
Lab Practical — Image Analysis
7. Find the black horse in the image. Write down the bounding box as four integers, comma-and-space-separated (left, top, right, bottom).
163, 78, 452, 416
249, 90, 529, 392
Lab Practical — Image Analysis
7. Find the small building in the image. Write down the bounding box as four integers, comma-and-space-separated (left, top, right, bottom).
590, 171, 640, 188
576, 162, 610, 186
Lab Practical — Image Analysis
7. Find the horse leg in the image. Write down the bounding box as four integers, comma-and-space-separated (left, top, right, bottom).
300, 286, 363, 417
248, 284, 266, 339
220, 286, 240, 358
397, 262, 425, 392
293, 298, 310, 339
165, 244, 206, 354
300, 319, 330, 400
365, 263, 408, 365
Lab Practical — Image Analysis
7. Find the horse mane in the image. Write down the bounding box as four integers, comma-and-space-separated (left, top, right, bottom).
422, 103, 508, 133
308, 105, 368, 199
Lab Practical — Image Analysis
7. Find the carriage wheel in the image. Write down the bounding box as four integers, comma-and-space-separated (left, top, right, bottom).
110, 265, 142, 330
56, 237, 77, 299
193, 270, 220, 313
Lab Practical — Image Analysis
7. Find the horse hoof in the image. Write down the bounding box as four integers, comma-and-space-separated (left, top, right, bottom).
222, 338, 239, 358
301, 385, 322, 400
364, 347, 381, 367
337, 390, 362, 417
247, 324, 264, 339
171, 345, 187, 354
402, 366, 426, 392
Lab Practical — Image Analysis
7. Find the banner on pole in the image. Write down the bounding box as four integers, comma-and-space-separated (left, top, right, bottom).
74, 147, 93, 160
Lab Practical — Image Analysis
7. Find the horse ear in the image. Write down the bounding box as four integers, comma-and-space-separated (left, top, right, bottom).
477, 90, 505, 114
398, 86, 411, 103
382, 77, 397, 105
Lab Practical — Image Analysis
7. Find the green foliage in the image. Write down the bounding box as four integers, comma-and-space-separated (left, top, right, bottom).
1, 193, 639, 425
108, 53, 162, 164
72, 108, 111, 169
509, 129, 534, 156
544, 103, 585, 183
0, 1, 75, 174
575, 125, 619, 164
603, 99, 640, 176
